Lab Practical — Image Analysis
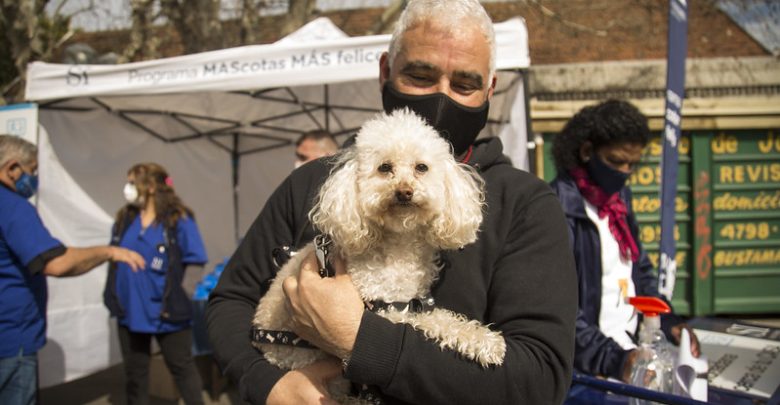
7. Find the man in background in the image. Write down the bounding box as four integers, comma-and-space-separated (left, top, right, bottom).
294, 130, 339, 168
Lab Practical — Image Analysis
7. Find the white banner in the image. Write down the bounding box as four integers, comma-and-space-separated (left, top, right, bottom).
25, 18, 529, 101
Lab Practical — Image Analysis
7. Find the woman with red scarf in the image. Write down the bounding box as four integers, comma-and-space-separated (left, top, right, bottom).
549, 99, 700, 383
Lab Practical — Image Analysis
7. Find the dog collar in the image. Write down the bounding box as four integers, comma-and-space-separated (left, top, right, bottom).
364, 296, 436, 313
314, 234, 335, 278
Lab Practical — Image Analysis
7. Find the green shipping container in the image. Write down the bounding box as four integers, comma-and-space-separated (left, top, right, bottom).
539, 129, 780, 316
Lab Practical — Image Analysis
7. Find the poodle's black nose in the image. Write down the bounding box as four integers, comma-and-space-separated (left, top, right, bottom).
395, 187, 414, 203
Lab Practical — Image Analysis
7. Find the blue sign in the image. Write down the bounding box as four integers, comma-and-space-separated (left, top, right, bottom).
658, 0, 688, 300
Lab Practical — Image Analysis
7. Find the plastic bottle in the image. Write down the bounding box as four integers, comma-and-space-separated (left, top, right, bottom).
627, 297, 675, 405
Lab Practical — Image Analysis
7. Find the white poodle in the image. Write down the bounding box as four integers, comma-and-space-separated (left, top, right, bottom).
252, 109, 506, 401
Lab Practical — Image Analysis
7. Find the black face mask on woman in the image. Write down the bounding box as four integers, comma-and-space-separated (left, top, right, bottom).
587, 153, 630, 196
381, 83, 489, 156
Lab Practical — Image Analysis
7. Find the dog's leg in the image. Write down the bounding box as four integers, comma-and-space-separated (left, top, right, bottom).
253, 244, 313, 329
382, 309, 506, 368
253, 244, 331, 369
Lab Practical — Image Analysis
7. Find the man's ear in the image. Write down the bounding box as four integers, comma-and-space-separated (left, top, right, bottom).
579, 141, 593, 163
379, 52, 391, 87
2, 159, 21, 178
487, 74, 497, 101
0, 159, 20, 188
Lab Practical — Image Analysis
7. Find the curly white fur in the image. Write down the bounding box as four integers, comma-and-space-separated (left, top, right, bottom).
252, 109, 505, 403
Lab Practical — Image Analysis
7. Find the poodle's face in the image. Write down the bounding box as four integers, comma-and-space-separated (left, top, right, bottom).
312, 109, 485, 254
355, 138, 443, 234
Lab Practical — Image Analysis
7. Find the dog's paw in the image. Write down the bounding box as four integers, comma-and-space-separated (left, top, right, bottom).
389, 308, 506, 368
472, 328, 506, 367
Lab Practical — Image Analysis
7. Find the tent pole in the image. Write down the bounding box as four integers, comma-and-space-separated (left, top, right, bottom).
324, 84, 330, 131
521, 70, 536, 176
233, 133, 240, 243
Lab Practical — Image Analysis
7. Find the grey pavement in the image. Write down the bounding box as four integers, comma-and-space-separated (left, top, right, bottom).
39, 317, 780, 404
39, 355, 244, 405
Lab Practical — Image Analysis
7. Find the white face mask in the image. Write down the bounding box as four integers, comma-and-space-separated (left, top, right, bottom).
123, 182, 139, 204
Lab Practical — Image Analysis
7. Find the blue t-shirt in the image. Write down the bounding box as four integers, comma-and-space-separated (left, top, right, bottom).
115, 215, 207, 333
0, 185, 64, 357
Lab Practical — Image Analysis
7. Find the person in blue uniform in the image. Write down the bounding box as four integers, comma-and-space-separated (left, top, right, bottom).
103, 162, 208, 405
0, 135, 145, 405
547, 100, 700, 383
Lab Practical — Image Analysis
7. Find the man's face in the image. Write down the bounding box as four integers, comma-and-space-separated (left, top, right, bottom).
296, 139, 331, 166
380, 21, 495, 107
594, 142, 645, 174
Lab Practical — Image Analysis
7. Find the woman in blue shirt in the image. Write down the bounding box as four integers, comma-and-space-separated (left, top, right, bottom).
104, 162, 208, 405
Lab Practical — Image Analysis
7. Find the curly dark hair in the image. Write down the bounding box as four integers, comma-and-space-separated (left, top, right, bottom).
115, 162, 193, 229
551, 99, 650, 173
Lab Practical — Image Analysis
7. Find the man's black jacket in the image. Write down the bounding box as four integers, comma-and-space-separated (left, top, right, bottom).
207, 137, 578, 404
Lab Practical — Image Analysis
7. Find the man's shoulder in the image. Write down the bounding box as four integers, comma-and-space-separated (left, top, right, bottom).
286, 156, 333, 194
484, 164, 555, 202
0, 187, 35, 221
290, 157, 331, 179
174, 215, 198, 234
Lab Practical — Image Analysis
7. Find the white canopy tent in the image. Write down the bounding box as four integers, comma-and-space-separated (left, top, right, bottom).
25, 17, 531, 386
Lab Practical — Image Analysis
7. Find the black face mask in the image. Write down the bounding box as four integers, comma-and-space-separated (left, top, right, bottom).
587, 154, 630, 196
381, 83, 489, 156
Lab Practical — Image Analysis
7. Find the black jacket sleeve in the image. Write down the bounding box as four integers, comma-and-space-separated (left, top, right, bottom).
573, 309, 632, 380
205, 163, 322, 404
345, 180, 578, 404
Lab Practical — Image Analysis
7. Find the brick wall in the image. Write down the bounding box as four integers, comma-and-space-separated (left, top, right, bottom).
485, 0, 767, 64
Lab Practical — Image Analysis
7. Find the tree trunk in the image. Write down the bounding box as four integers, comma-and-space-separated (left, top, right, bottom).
120, 0, 160, 62
280, 0, 317, 37
367, 0, 405, 35
160, 0, 224, 54
239, 0, 261, 45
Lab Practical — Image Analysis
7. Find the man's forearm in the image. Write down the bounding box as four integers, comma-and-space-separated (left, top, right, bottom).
44, 246, 113, 277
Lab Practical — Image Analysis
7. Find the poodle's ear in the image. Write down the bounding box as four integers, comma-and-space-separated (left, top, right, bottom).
428, 161, 485, 249
310, 153, 378, 255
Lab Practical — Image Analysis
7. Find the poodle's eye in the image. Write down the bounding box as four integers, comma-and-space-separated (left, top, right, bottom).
415, 163, 429, 173
378, 163, 393, 173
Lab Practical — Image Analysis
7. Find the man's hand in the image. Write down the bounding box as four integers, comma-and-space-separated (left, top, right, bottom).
282, 252, 364, 359
671, 323, 701, 358
266, 358, 343, 405
110, 246, 146, 272
621, 349, 639, 383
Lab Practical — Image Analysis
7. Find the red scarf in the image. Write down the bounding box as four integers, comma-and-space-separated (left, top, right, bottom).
570, 166, 639, 262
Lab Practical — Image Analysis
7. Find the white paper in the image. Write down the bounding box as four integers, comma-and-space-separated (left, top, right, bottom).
675, 328, 709, 401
